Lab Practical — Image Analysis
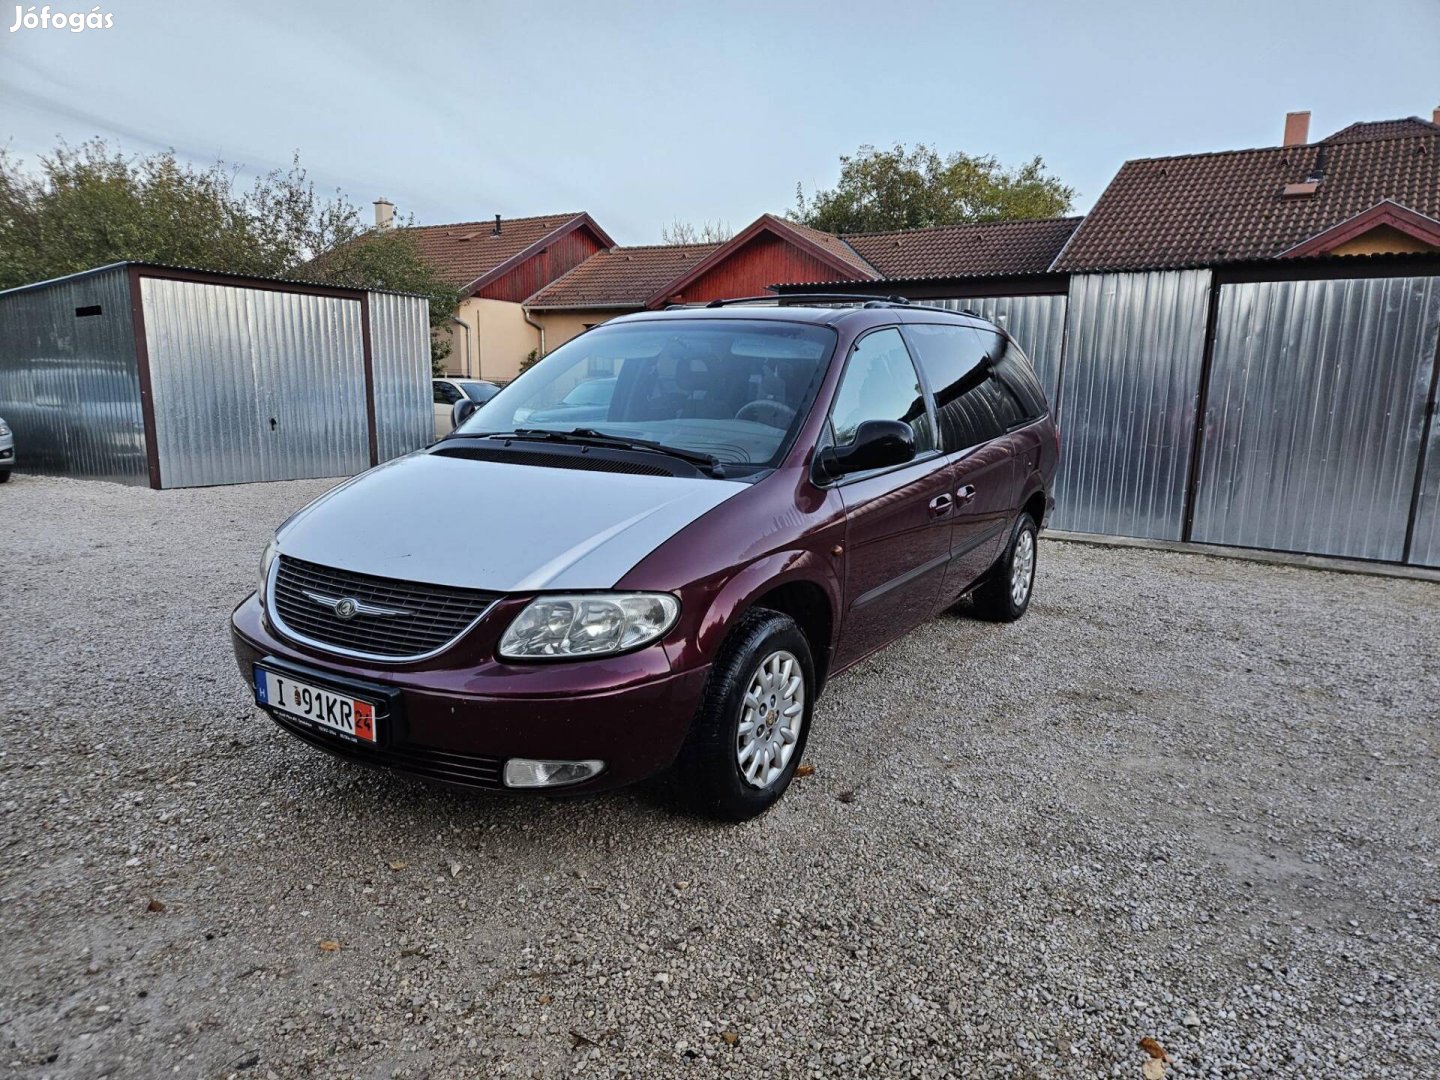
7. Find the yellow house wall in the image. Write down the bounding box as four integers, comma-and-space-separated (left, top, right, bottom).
1329, 225, 1439, 256
530, 308, 640, 355
442, 298, 543, 383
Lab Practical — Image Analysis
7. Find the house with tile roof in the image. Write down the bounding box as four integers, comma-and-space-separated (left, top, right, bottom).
414, 209, 903, 378
522, 242, 722, 355
519, 214, 1085, 360
373, 207, 613, 382
522, 215, 891, 356
1053, 109, 1440, 273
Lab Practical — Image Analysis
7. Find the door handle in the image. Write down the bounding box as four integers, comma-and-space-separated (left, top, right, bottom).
928, 494, 954, 517
955, 485, 977, 504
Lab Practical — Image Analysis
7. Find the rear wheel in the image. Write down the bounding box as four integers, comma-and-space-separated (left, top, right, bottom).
969, 513, 1038, 622
673, 609, 814, 821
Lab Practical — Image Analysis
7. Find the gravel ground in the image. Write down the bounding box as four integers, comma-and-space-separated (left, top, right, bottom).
1, 472, 1438, 1080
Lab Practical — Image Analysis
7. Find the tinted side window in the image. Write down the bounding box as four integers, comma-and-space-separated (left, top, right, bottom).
983, 332, 1048, 422
902, 324, 1026, 451
433, 382, 461, 405
829, 328, 935, 454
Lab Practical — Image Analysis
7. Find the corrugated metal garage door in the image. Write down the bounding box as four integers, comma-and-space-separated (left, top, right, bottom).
142, 278, 370, 487
1192, 276, 1440, 562
367, 292, 432, 463
1050, 270, 1212, 539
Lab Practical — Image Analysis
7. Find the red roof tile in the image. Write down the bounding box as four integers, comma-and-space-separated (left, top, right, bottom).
1324, 117, 1440, 143
1055, 130, 1440, 272
843, 217, 1082, 279
778, 218, 880, 278
1280, 199, 1440, 257
403, 213, 605, 291
525, 243, 722, 309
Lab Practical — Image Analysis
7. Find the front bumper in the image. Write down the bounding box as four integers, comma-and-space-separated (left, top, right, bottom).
0, 433, 14, 468
230, 594, 708, 794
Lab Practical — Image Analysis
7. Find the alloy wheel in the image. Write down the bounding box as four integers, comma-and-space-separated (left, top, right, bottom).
736, 649, 805, 789
1011, 529, 1036, 608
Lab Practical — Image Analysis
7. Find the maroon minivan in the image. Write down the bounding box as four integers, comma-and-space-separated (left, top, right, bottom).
231, 298, 1057, 820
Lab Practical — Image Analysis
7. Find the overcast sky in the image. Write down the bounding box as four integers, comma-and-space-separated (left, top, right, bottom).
2, 0, 1438, 244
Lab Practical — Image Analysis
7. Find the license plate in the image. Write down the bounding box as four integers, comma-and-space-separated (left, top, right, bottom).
254, 666, 378, 744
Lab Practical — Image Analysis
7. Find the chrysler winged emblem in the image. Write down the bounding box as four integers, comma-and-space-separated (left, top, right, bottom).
302, 589, 410, 620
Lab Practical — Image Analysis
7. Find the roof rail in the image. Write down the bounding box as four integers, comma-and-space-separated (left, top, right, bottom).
665, 293, 988, 321
667, 293, 916, 310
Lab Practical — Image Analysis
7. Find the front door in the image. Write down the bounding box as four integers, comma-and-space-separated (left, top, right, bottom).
829, 327, 951, 670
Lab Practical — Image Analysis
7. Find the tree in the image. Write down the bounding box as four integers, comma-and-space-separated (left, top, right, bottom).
790, 143, 1075, 234
660, 218, 733, 244
0, 139, 457, 368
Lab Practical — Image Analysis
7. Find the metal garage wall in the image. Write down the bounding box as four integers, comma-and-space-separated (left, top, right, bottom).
367, 292, 432, 462
929, 294, 1068, 404
1051, 270, 1212, 539
1192, 276, 1440, 562
1412, 395, 1440, 568
142, 278, 370, 487
0, 265, 147, 483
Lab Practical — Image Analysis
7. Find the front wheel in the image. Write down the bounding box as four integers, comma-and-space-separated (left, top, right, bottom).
673, 609, 815, 821
0, 470, 9, 484
969, 513, 1038, 622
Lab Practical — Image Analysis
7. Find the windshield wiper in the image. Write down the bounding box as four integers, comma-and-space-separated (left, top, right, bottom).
498, 428, 728, 478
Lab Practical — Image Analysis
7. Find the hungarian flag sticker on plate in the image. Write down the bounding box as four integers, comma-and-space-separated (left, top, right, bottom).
254, 666, 380, 744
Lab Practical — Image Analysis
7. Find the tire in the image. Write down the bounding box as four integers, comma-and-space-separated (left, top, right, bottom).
969, 512, 1038, 622
0, 470, 10, 484
672, 608, 815, 822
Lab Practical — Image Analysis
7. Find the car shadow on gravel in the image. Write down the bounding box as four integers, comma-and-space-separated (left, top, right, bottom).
261, 741, 738, 850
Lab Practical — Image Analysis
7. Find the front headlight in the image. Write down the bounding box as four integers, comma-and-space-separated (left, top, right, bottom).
257, 539, 278, 606
498, 592, 680, 660
0, 421, 10, 436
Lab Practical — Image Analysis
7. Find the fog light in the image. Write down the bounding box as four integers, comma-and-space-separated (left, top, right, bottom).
503, 758, 605, 788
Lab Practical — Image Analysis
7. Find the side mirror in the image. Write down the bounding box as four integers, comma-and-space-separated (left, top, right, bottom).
451, 398, 478, 430
816, 419, 916, 480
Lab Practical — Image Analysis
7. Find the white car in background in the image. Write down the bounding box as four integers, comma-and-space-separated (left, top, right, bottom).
433, 379, 501, 438
0, 416, 13, 482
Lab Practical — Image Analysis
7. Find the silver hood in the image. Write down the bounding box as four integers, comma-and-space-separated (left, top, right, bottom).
276, 451, 747, 592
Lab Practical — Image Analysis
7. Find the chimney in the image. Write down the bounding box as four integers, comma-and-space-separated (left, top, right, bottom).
493, 214, 502, 236
1433, 106, 1440, 125
373, 198, 395, 230
1283, 110, 1311, 147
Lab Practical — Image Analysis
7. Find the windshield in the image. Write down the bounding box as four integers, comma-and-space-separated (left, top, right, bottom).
455, 319, 837, 472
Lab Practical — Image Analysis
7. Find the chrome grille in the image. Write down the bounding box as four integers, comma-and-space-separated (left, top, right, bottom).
270, 556, 499, 659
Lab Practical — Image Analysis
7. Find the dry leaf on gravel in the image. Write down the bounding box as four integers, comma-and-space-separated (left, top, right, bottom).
317, 939, 341, 953
1138, 1037, 1171, 1063
794, 764, 815, 777
1141, 1060, 1166, 1080
721, 1031, 739, 1046
538, 994, 553, 1005
389, 860, 408, 871
145, 899, 165, 913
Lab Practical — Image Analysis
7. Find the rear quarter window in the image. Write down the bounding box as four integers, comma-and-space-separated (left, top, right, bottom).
902, 323, 1033, 451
